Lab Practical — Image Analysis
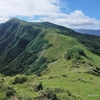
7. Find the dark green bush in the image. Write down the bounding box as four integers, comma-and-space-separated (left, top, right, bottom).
34, 88, 58, 100
87, 67, 100, 76
65, 46, 87, 60
0, 83, 15, 98
54, 88, 65, 93
12, 75, 27, 84
6, 86, 15, 97
0, 77, 4, 83
33, 82, 43, 92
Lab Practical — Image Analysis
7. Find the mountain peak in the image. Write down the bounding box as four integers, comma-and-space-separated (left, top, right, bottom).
7, 17, 26, 24
8, 17, 20, 21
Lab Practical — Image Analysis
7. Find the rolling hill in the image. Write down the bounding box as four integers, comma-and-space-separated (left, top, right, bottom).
0, 18, 100, 100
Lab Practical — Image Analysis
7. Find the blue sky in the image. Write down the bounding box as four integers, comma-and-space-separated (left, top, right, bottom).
0, 0, 100, 29
66, 0, 100, 20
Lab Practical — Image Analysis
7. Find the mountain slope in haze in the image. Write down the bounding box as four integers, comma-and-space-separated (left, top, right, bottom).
74, 29, 100, 36
0, 18, 100, 76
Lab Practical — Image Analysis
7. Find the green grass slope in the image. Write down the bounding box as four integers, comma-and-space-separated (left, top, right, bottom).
0, 18, 100, 100
0, 18, 100, 76
0, 70, 100, 100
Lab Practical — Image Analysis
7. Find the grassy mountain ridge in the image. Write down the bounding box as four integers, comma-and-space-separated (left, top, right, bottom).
0, 18, 100, 100
0, 18, 100, 75
0, 18, 75, 75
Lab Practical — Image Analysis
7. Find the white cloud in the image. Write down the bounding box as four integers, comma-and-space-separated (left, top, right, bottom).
0, 0, 61, 17
0, 0, 100, 29
58, 10, 100, 29
0, 17, 9, 23
35, 10, 100, 29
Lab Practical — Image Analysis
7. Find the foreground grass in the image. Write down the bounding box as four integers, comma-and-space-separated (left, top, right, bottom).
42, 72, 100, 100
0, 27, 100, 100
0, 69, 100, 100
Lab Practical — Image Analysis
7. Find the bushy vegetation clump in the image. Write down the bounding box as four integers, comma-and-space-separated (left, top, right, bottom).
33, 82, 43, 92
12, 75, 27, 84
35, 88, 58, 100
0, 77, 4, 83
65, 46, 87, 60
88, 67, 100, 76
0, 83, 15, 99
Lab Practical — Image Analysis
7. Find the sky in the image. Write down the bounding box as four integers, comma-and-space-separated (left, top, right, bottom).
0, 0, 100, 29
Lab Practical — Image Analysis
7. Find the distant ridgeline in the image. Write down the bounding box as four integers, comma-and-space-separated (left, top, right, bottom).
74, 29, 100, 36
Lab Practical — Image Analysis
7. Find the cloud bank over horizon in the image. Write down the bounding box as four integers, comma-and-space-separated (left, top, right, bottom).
0, 0, 100, 29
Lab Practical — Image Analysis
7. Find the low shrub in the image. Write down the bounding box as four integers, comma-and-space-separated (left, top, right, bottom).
6, 86, 15, 97
54, 88, 65, 93
33, 82, 43, 92
0, 83, 15, 98
12, 75, 27, 84
0, 77, 4, 83
34, 88, 58, 100
65, 46, 87, 60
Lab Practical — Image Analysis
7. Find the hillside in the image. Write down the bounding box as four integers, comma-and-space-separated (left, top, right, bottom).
0, 18, 100, 75
0, 18, 100, 100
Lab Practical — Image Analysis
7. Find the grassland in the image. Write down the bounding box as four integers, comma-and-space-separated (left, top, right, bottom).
0, 71, 100, 100
0, 18, 100, 100
1, 31, 100, 100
